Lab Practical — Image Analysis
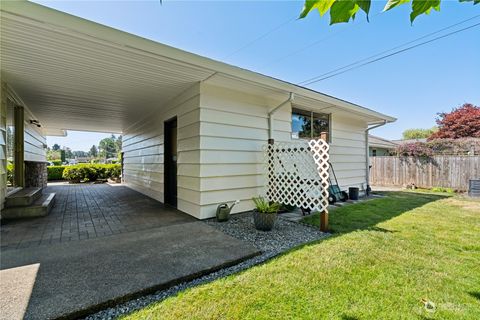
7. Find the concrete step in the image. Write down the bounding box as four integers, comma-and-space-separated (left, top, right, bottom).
2, 193, 56, 219
5, 187, 42, 207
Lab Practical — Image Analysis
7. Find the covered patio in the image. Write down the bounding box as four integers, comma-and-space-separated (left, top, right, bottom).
0, 184, 260, 320
1, 184, 198, 250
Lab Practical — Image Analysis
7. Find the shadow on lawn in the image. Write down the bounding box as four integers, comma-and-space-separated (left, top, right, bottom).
468, 291, 480, 301
303, 192, 449, 234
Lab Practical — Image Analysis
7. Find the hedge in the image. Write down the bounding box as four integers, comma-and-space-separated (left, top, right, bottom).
62, 164, 121, 182
7, 162, 14, 185
47, 164, 121, 182
47, 166, 66, 180
51, 160, 62, 166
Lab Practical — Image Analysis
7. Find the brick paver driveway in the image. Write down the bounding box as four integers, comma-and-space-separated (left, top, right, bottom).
0, 183, 259, 320
1, 183, 195, 250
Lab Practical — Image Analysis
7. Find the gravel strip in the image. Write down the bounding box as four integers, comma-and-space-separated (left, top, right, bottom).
84, 213, 328, 320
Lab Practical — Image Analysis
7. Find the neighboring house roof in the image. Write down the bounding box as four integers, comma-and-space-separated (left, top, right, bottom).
1, 1, 396, 134
392, 138, 428, 144
368, 135, 398, 149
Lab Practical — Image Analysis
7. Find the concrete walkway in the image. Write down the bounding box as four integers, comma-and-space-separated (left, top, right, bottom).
1, 185, 259, 320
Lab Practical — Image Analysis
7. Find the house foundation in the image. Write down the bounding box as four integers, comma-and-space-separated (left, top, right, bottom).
24, 161, 48, 188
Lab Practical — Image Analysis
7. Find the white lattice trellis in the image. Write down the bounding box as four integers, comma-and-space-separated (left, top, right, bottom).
264, 139, 330, 212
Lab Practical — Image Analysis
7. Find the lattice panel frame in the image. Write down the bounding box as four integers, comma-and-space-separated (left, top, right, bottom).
264, 139, 330, 212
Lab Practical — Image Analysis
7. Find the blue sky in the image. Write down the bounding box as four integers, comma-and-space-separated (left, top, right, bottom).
38, 0, 480, 151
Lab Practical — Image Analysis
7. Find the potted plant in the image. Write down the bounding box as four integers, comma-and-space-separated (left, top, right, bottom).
252, 197, 280, 231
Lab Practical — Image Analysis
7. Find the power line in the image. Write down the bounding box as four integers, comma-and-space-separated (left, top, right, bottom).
260, 11, 385, 70
299, 16, 480, 86
259, 26, 352, 69
299, 14, 480, 85
223, 16, 296, 59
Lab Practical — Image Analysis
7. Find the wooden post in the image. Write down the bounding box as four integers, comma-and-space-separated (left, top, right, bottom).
267, 138, 274, 201
14, 105, 24, 187
320, 209, 328, 232
320, 131, 328, 142
320, 132, 329, 232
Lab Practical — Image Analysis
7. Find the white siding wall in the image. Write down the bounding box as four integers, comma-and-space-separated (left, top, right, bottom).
1, 82, 47, 210
196, 84, 285, 218
122, 83, 202, 218
196, 83, 368, 219
24, 119, 46, 162
122, 82, 369, 220
329, 113, 368, 189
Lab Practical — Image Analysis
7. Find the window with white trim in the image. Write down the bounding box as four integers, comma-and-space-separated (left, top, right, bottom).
291, 108, 331, 142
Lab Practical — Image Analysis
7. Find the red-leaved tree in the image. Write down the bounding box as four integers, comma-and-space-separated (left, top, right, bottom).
429, 103, 480, 139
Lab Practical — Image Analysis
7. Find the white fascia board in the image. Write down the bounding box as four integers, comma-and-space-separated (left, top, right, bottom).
2, 1, 396, 124
44, 128, 68, 137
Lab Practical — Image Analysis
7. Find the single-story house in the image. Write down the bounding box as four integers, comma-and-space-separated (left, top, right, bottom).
0, 1, 395, 218
368, 135, 398, 156
392, 138, 428, 145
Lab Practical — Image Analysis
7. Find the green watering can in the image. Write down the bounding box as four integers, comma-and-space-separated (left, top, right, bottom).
216, 200, 240, 222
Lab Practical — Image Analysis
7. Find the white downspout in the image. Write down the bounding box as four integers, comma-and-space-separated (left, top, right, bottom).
268, 93, 294, 142
365, 120, 388, 194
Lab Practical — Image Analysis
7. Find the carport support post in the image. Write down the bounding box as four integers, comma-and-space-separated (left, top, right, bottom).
320, 210, 328, 232
14, 105, 25, 187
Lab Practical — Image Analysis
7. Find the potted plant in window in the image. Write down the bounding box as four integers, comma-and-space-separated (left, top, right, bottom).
252, 197, 280, 231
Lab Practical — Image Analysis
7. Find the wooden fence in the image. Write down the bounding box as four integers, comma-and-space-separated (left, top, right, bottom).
369, 156, 480, 191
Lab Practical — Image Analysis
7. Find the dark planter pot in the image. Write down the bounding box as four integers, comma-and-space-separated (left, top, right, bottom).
253, 210, 277, 231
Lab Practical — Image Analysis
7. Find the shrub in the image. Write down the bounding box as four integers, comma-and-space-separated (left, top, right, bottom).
431, 187, 455, 194
62, 165, 96, 182
7, 162, 14, 185
93, 165, 107, 179
62, 166, 85, 182
47, 166, 66, 180
61, 164, 121, 183
395, 142, 434, 159
105, 164, 121, 179
395, 138, 480, 158
426, 138, 480, 155
51, 160, 62, 166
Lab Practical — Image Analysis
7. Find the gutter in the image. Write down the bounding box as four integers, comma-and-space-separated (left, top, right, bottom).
268, 93, 294, 142
365, 120, 388, 194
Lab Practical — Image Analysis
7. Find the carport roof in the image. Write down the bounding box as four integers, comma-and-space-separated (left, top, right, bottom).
0, 1, 395, 134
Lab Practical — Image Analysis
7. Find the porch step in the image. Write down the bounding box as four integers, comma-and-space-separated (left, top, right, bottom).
5, 187, 42, 207
2, 193, 56, 219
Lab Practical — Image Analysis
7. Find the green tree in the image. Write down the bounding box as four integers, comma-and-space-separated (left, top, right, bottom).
89, 145, 98, 157
402, 127, 437, 139
47, 150, 61, 161
299, 0, 478, 25
73, 150, 88, 157
99, 135, 117, 159
64, 147, 73, 159
115, 135, 122, 158
52, 143, 61, 151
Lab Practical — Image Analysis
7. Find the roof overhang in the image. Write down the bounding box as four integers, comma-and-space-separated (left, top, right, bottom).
368, 135, 398, 149
0, 1, 395, 134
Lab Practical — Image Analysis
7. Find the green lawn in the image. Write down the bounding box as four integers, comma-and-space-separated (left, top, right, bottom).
123, 192, 480, 320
